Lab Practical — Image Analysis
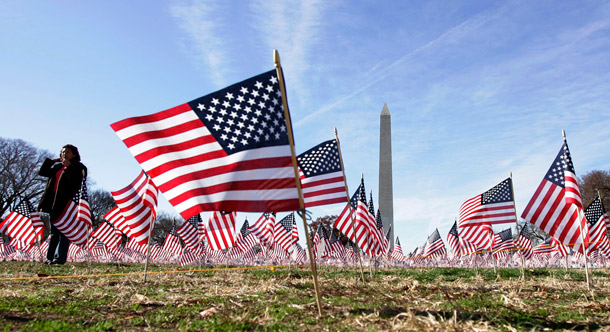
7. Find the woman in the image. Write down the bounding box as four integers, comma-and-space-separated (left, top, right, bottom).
38, 144, 87, 265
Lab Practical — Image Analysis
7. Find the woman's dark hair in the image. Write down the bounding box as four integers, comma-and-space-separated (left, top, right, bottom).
61, 144, 81, 162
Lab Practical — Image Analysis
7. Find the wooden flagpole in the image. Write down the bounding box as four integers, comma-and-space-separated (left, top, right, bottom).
334, 128, 366, 282
274, 50, 323, 316
509, 173, 526, 280
142, 216, 156, 283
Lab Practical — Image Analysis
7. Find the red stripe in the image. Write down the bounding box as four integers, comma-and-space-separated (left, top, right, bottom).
110, 103, 192, 132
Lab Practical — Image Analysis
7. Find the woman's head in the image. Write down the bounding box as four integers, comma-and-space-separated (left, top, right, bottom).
60, 144, 80, 162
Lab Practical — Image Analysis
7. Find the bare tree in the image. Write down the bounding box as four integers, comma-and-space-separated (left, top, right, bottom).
579, 169, 610, 209
0, 137, 53, 217
152, 211, 177, 244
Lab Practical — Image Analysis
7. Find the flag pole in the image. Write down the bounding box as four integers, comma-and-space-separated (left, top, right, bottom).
334, 128, 366, 282
142, 216, 155, 283
509, 173, 526, 280
274, 49, 323, 316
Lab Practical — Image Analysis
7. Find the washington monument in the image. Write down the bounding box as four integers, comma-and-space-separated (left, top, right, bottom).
379, 103, 394, 249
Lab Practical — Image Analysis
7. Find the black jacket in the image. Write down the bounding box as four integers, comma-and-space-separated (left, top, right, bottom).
38, 158, 87, 220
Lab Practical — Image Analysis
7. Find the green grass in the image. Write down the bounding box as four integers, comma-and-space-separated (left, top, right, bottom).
2, 262, 610, 331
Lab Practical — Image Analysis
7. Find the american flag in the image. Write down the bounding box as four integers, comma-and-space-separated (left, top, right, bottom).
313, 223, 330, 259
376, 209, 389, 254
179, 248, 200, 266
273, 213, 296, 252
0, 198, 43, 245
89, 220, 121, 250
492, 228, 514, 259
162, 222, 183, 256
234, 219, 259, 253
297, 139, 347, 208
390, 237, 405, 261
291, 242, 307, 263
521, 140, 588, 249
104, 206, 132, 238
176, 215, 204, 255
584, 197, 610, 254
111, 70, 301, 219
516, 223, 533, 260
328, 231, 346, 259
447, 221, 460, 256
111, 171, 158, 246
53, 178, 91, 246
423, 229, 446, 258
205, 211, 236, 251
333, 185, 359, 241
458, 178, 515, 251
250, 212, 275, 246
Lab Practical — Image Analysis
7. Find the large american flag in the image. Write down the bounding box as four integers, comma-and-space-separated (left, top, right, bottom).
53, 178, 91, 246
205, 211, 236, 251
458, 178, 515, 251
111, 70, 301, 219
521, 141, 589, 249
297, 139, 347, 208
111, 171, 158, 246
0, 199, 43, 245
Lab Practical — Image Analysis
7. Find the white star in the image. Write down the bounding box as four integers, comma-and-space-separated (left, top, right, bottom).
255, 81, 263, 89
265, 85, 273, 93
222, 101, 231, 108
205, 114, 214, 121
197, 103, 205, 110
270, 76, 278, 84
230, 111, 238, 118
237, 95, 245, 103
208, 106, 217, 113
226, 92, 234, 100
262, 93, 270, 101
240, 87, 249, 94
228, 143, 235, 149
211, 98, 220, 105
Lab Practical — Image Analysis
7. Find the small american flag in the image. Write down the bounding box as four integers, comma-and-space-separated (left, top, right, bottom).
423, 229, 446, 258
390, 237, 405, 261
250, 212, 275, 246
89, 220, 121, 250
111, 171, 158, 246
273, 213, 296, 252
492, 228, 514, 259
584, 197, 610, 253
0, 198, 43, 245
53, 178, 91, 246
521, 140, 588, 249
205, 211, 236, 251
458, 178, 515, 251
104, 206, 132, 238
297, 139, 347, 208
162, 222, 183, 256
111, 70, 301, 219
516, 223, 533, 260
176, 215, 204, 254
234, 219, 259, 253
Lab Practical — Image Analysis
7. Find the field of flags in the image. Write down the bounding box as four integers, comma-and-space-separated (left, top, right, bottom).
2, 54, 609, 277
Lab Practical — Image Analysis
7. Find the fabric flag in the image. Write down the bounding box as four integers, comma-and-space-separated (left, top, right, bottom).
104, 206, 132, 238
0, 198, 43, 245
111, 70, 301, 219
273, 213, 296, 252
89, 220, 121, 250
492, 228, 514, 259
516, 223, 533, 260
328, 231, 346, 259
162, 222, 183, 256
297, 139, 347, 208
447, 221, 460, 256
313, 224, 330, 259
176, 215, 204, 254
111, 171, 158, 246
250, 212, 275, 246
390, 237, 405, 261
234, 219, 259, 253
205, 211, 236, 251
458, 178, 515, 251
423, 229, 447, 258
376, 209, 389, 254
333, 186, 359, 241
584, 197, 610, 255
53, 178, 92, 246
521, 140, 589, 249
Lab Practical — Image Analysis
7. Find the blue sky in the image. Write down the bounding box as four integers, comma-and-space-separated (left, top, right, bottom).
1, 1, 609, 253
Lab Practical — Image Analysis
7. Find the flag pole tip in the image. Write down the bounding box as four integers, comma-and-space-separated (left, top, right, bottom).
562, 130, 566, 140
273, 50, 280, 66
